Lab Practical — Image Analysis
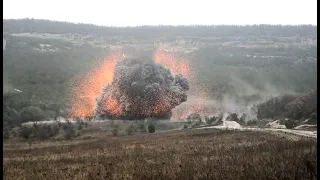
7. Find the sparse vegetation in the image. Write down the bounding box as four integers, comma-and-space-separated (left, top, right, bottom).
125, 123, 135, 135
19, 106, 44, 123
76, 119, 86, 130
19, 126, 33, 140
2, 19, 317, 180
226, 113, 238, 121
187, 113, 201, 122
3, 129, 10, 140
138, 121, 147, 132
186, 113, 203, 127
112, 124, 120, 137
183, 123, 189, 129
204, 116, 216, 125
246, 119, 258, 126
257, 91, 317, 122
3, 129, 316, 180
32, 124, 60, 140
285, 119, 298, 129
15, 122, 74, 141
62, 121, 78, 139
3, 20, 317, 128
147, 123, 156, 133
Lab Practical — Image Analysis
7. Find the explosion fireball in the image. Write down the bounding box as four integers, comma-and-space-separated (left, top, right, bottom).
154, 49, 191, 78
69, 48, 212, 120
95, 56, 190, 119
68, 52, 121, 118
153, 49, 215, 119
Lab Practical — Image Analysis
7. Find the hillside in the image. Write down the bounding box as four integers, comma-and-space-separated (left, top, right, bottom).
4, 19, 317, 37
3, 19, 317, 127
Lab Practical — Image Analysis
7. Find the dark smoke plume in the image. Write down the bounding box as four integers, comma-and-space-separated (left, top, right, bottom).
94, 57, 189, 120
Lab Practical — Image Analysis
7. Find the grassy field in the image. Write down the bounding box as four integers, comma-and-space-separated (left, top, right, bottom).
3, 129, 316, 180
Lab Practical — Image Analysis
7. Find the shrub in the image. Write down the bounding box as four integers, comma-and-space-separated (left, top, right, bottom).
112, 124, 120, 136
19, 106, 44, 123
217, 112, 224, 122
19, 126, 33, 140
27, 139, 33, 147
31, 124, 60, 140
110, 120, 115, 127
126, 124, 135, 135
226, 113, 239, 122
57, 121, 62, 127
45, 124, 60, 138
186, 113, 203, 128
285, 120, 297, 129
76, 119, 87, 130
78, 124, 83, 130
309, 113, 317, 124
62, 121, 77, 139
148, 123, 156, 133
84, 122, 89, 128
77, 119, 85, 130
43, 110, 56, 119
205, 116, 216, 125
191, 121, 202, 128
35, 125, 50, 140
139, 122, 146, 132
3, 129, 10, 140
51, 124, 60, 136
186, 118, 193, 125
183, 124, 188, 129
85, 115, 94, 121
239, 113, 246, 124
76, 118, 82, 124
310, 113, 317, 120
4, 104, 20, 128
247, 119, 257, 126
187, 113, 202, 122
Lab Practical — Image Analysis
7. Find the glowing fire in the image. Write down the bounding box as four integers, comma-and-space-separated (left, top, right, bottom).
69, 52, 122, 118
154, 49, 191, 77
69, 48, 205, 119
103, 94, 122, 116
152, 49, 193, 116
152, 99, 171, 115
154, 48, 216, 119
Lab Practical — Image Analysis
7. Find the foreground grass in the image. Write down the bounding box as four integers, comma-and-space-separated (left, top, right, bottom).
3, 129, 316, 180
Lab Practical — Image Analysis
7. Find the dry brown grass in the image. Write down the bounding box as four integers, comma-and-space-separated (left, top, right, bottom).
3, 129, 316, 180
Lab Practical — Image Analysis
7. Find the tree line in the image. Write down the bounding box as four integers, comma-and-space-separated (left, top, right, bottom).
3, 19, 317, 38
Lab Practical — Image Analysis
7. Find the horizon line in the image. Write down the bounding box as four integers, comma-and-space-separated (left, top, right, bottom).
4, 18, 317, 28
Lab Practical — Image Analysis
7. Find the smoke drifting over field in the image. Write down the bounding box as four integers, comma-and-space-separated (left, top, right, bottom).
94, 57, 190, 119
69, 48, 299, 121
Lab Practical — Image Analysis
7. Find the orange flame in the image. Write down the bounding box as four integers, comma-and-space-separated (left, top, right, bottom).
152, 99, 171, 115
68, 52, 122, 118
154, 49, 191, 77
153, 49, 195, 116
154, 48, 220, 120
68, 48, 214, 120
103, 94, 122, 116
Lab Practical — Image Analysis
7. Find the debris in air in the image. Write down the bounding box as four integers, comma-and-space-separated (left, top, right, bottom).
94, 57, 190, 120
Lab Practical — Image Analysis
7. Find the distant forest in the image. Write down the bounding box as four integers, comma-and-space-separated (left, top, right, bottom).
3, 18, 317, 38
3, 19, 317, 128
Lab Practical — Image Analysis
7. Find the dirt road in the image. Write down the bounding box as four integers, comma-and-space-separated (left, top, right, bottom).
197, 125, 317, 139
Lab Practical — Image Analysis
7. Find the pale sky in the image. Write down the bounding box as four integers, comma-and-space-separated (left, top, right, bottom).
3, 0, 317, 26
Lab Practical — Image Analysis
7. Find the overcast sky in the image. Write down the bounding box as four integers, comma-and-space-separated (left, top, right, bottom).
4, 0, 317, 26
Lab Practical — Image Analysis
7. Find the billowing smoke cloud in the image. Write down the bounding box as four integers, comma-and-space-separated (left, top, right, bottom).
94, 57, 190, 120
